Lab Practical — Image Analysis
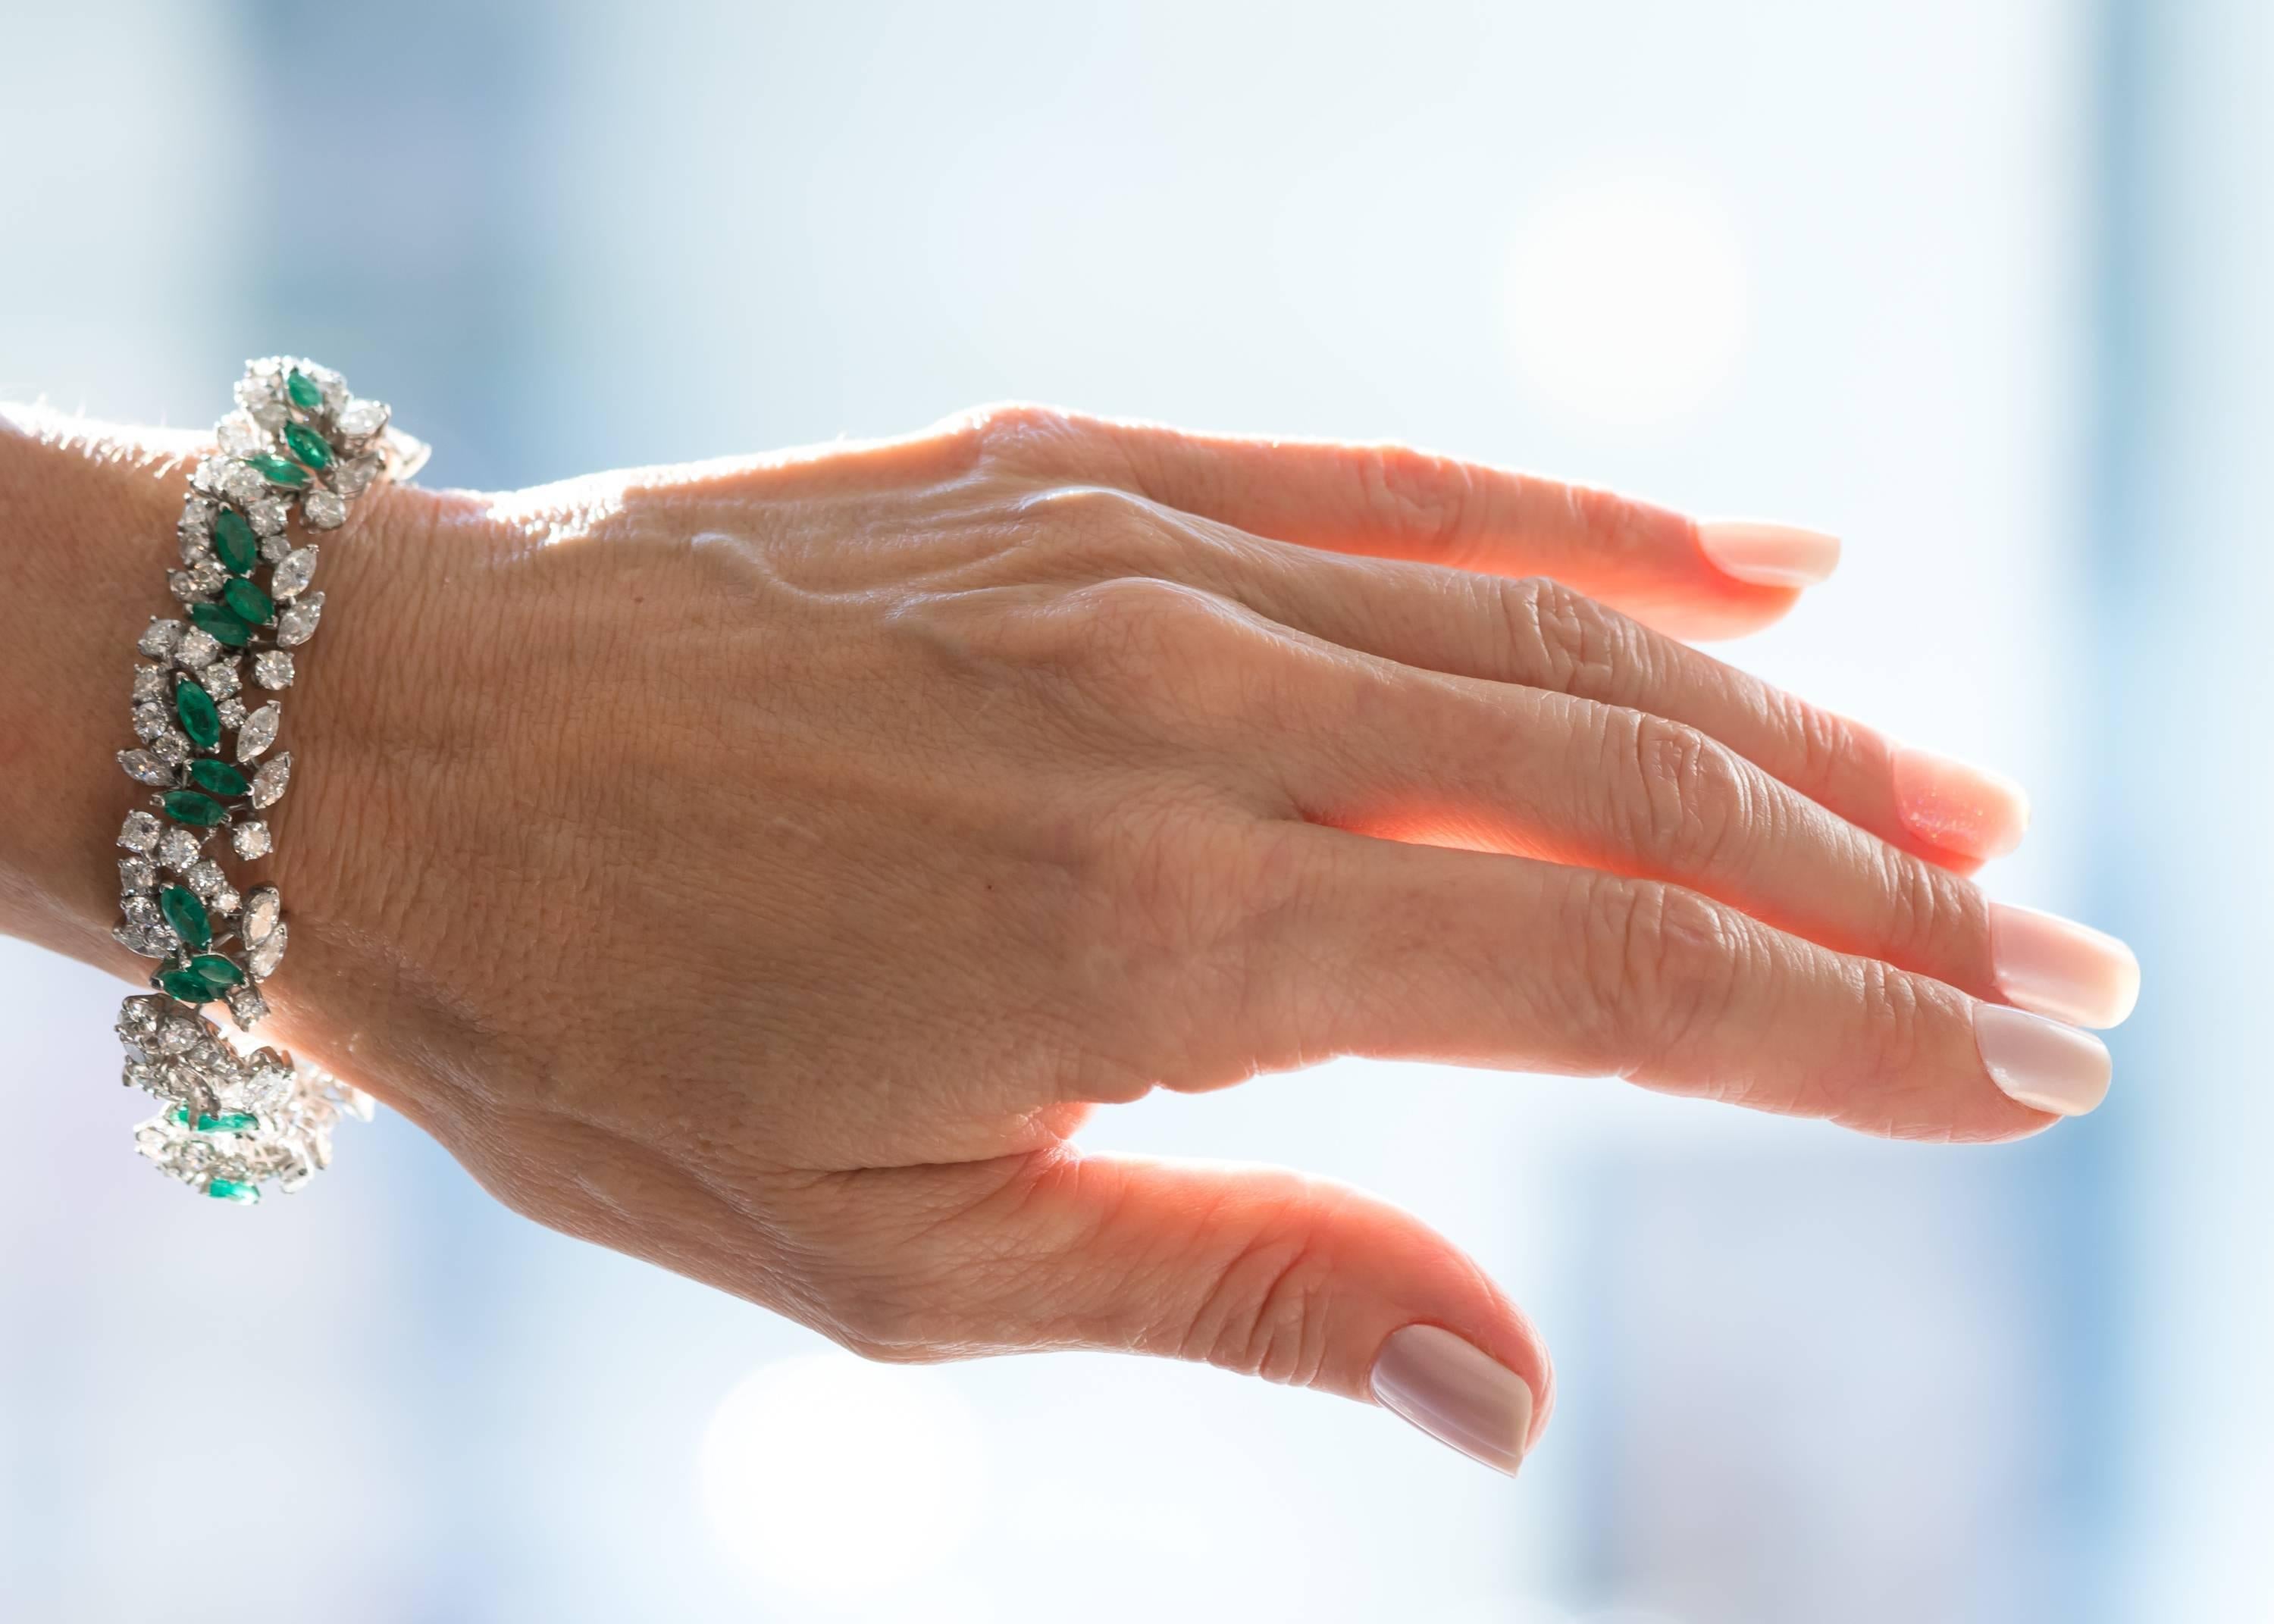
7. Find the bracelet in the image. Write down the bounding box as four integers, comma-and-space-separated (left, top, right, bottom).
108, 357, 425, 1205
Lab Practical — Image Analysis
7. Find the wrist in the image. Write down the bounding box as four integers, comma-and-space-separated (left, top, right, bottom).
0, 409, 210, 964
0, 402, 465, 996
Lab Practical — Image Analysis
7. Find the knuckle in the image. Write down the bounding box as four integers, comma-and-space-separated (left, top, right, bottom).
1355, 443, 1482, 562
1059, 573, 1221, 665
1051, 575, 1271, 726
966, 399, 1073, 461
1020, 483, 1187, 577
1872, 841, 1989, 975
1612, 711, 1756, 876
1773, 686, 1858, 792
1180, 1218, 1336, 1388
1574, 876, 1742, 1071
1853, 956, 1931, 1087
1501, 574, 1622, 696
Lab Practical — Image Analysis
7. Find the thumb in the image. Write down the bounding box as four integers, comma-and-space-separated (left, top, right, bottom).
871, 1150, 1552, 1474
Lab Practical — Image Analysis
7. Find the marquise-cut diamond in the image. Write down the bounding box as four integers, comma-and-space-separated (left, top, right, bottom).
169, 568, 214, 605
248, 921, 287, 979
139, 619, 183, 659
331, 455, 377, 498
217, 411, 268, 456
249, 753, 290, 809
186, 859, 227, 899
252, 650, 293, 690
242, 887, 281, 946
221, 461, 266, 507
174, 627, 221, 668
119, 856, 158, 893
241, 1050, 294, 1108
118, 749, 172, 787
271, 547, 318, 598
113, 924, 170, 960
119, 812, 161, 853
230, 820, 271, 859
337, 399, 387, 439
155, 827, 201, 872
274, 593, 323, 646
236, 702, 280, 761
302, 490, 346, 530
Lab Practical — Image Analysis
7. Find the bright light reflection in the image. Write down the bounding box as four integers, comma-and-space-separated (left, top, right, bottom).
1502, 177, 1749, 426
697, 1352, 987, 1599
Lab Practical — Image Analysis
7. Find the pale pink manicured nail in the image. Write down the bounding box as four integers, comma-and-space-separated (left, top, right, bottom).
1975, 1003, 2112, 1116
1370, 1324, 1533, 1475
1890, 744, 2031, 860
1991, 903, 2141, 1030
1696, 521, 1842, 588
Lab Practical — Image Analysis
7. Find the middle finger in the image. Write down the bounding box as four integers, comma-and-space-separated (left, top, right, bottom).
1121, 504, 2031, 872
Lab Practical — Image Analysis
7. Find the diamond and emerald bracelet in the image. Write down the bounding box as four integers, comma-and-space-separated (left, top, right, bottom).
109, 357, 425, 1205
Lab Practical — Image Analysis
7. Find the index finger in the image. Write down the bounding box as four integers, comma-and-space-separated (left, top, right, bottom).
1038, 408, 1837, 641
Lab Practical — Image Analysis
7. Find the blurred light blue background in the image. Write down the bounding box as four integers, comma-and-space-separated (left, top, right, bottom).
1, 2, 2262, 1619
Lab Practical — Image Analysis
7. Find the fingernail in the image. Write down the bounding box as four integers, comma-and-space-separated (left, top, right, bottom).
1890, 744, 2031, 860
1696, 521, 1842, 588
1991, 903, 2141, 1030
1370, 1323, 1533, 1475
1974, 1003, 2113, 1116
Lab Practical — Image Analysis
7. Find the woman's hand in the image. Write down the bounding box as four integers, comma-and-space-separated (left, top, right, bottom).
8, 404, 2141, 1473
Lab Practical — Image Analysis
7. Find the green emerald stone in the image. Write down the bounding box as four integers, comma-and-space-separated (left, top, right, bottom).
172, 1107, 258, 1133
188, 759, 249, 798
159, 968, 211, 1003
283, 421, 333, 471
159, 884, 211, 948
221, 577, 274, 625
175, 679, 220, 748
189, 602, 252, 647
161, 789, 227, 826
286, 368, 322, 411
247, 453, 309, 489
206, 1178, 261, 1205
189, 953, 244, 990
212, 508, 259, 574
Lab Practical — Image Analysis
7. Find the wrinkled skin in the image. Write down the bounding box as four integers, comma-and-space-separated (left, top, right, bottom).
0, 403, 2072, 1464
